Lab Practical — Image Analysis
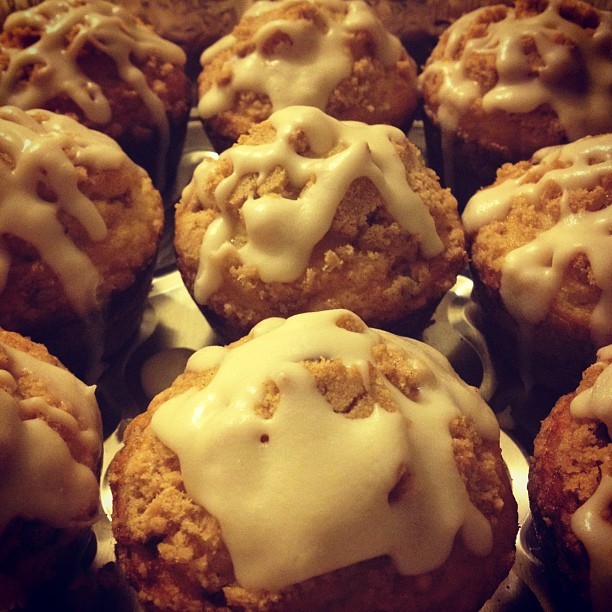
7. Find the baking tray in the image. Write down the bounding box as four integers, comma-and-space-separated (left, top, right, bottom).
39, 117, 555, 611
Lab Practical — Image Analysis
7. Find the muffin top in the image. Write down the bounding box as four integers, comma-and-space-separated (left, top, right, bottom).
0, 0, 190, 182
111, 309, 516, 610
175, 105, 465, 333
0, 328, 102, 532
418, 0, 612, 158
0, 106, 163, 329
197, 0, 418, 141
463, 133, 612, 347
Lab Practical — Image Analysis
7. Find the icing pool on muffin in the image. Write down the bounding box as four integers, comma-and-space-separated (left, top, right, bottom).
149, 308, 505, 590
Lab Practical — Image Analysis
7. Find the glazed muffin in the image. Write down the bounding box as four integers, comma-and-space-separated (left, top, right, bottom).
528, 344, 612, 611
0, 0, 192, 193
418, 0, 612, 208
197, 0, 419, 151
111, 0, 251, 77
0, 329, 103, 610
462, 133, 612, 394
0, 105, 164, 382
174, 105, 466, 341
109, 308, 518, 612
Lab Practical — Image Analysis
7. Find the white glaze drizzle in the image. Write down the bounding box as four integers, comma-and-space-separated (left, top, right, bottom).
418, 0, 612, 137
0, 0, 186, 182
189, 105, 444, 303
462, 134, 612, 346
0, 338, 101, 532
0, 106, 128, 314
198, 0, 403, 118
151, 309, 500, 591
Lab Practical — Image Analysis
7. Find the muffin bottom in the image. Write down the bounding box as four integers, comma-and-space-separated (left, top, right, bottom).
0, 520, 97, 611
20, 256, 158, 386
423, 116, 507, 211
471, 274, 597, 397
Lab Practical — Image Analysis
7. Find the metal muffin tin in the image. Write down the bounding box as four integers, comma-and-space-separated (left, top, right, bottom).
84, 117, 554, 611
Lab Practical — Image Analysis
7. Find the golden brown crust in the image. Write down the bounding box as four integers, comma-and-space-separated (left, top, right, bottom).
528, 358, 612, 606
197, 0, 418, 148
110, 326, 516, 611
174, 119, 466, 340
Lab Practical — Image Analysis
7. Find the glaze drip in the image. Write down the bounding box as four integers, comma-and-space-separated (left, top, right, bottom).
418, 0, 612, 138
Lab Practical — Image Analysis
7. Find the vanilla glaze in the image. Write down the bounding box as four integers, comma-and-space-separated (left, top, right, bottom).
570, 344, 612, 611
0, 106, 127, 314
0, 0, 186, 181
418, 0, 612, 138
198, 0, 404, 119
462, 134, 612, 346
188, 105, 444, 304
0, 337, 101, 532
151, 309, 501, 591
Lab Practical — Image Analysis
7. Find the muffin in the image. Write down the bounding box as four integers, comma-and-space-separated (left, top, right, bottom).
0, 0, 192, 193
462, 132, 612, 394
0, 105, 164, 382
174, 105, 466, 341
528, 344, 612, 611
197, 0, 419, 151
0, 328, 103, 610
418, 0, 612, 208
109, 308, 518, 611
111, 0, 251, 77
